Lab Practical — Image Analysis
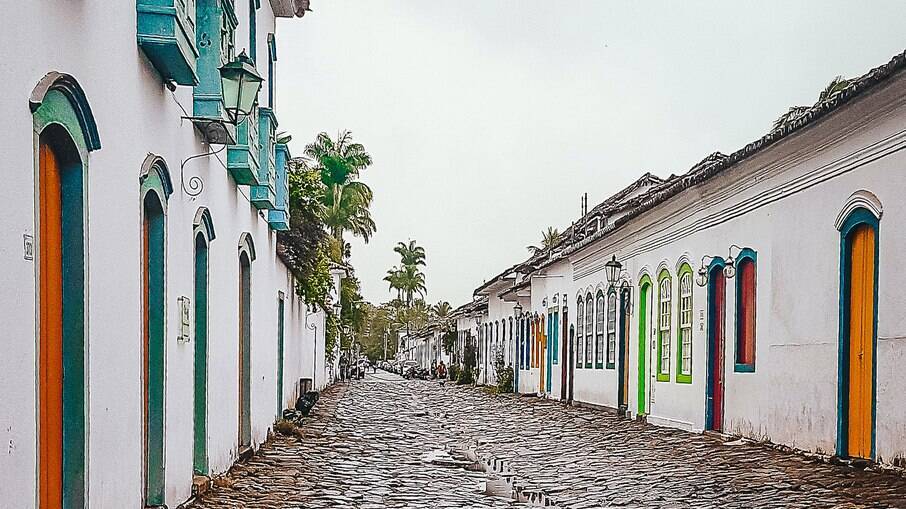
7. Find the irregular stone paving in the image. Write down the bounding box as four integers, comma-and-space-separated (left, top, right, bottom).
191, 373, 522, 508
193, 373, 906, 508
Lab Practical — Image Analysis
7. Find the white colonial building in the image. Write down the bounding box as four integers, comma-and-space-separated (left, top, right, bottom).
458, 50, 906, 467
0, 1, 331, 507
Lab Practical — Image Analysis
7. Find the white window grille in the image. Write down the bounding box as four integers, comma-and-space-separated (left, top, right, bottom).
659, 277, 672, 376
607, 292, 617, 366
576, 298, 584, 368
595, 293, 605, 367
679, 272, 693, 376
584, 296, 594, 366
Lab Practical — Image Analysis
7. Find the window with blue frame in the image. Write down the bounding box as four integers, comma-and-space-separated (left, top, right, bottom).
735, 250, 758, 372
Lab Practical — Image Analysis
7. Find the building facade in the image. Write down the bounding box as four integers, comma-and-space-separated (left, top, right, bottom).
459, 50, 906, 466
0, 1, 329, 507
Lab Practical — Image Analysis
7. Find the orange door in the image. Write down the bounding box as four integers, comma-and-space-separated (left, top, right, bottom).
847, 225, 875, 459
39, 142, 64, 509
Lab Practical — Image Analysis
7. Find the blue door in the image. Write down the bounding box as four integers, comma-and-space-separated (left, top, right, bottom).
546, 312, 554, 393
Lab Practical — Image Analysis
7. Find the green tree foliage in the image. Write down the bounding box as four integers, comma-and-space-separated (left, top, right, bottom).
526, 226, 562, 255
394, 240, 426, 268
773, 75, 852, 130
358, 303, 399, 362
277, 163, 332, 308
302, 131, 376, 246
432, 301, 452, 319
493, 349, 514, 393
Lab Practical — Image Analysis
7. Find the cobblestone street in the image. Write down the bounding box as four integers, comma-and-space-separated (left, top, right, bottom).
193, 374, 906, 508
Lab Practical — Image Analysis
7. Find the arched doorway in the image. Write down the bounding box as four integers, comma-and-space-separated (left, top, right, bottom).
837, 207, 879, 459
637, 275, 651, 416
140, 157, 172, 506
618, 286, 631, 415
238, 233, 256, 450
38, 128, 86, 509
705, 259, 726, 432
193, 207, 214, 475
32, 72, 100, 509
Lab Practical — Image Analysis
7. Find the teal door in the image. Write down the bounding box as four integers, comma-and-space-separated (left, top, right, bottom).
193, 233, 208, 474
239, 253, 252, 447
276, 294, 285, 416
546, 312, 555, 393
143, 192, 166, 505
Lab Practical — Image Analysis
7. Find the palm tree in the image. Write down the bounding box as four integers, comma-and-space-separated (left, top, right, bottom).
772, 106, 811, 131
394, 240, 426, 268
383, 266, 404, 301
398, 264, 427, 305
300, 131, 376, 253
773, 75, 852, 130
407, 299, 431, 330
818, 75, 851, 103
526, 226, 562, 255
432, 301, 452, 319
322, 182, 375, 244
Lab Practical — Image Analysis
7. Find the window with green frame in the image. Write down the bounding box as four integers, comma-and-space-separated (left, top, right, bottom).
676, 264, 693, 383
657, 270, 672, 382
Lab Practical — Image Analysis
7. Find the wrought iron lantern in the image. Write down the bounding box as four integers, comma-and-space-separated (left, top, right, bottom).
513, 302, 523, 317
723, 245, 743, 279
696, 265, 709, 287
605, 255, 622, 287
220, 51, 263, 125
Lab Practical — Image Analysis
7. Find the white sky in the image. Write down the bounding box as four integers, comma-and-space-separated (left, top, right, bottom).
277, 1, 906, 307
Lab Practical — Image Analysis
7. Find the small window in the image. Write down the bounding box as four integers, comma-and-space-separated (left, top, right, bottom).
677, 267, 693, 383
595, 292, 605, 369
584, 294, 594, 368
735, 252, 757, 371
576, 297, 584, 368
657, 271, 672, 382
606, 292, 617, 368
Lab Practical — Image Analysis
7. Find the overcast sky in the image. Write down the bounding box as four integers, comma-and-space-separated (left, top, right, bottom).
277, 1, 905, 307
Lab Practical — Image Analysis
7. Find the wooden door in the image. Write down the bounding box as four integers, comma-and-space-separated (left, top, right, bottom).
618, 290, 630, 412
546, 313, 555, 394
847, 224, 875, 459
561, 308, 568, 401
39, 142, 64, 509
637, 282, 649, 416
239, 254, 252, 447
193, 234, 209, 474
143, 193, 166, 505
707, 268, 726, 432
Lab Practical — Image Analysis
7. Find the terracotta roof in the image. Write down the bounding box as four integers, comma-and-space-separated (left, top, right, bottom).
474, 49, 906, 295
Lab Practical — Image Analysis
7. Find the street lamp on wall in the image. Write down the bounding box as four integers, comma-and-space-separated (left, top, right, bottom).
605, 255, 622, 288
219, 51, 263, 125
696, 244, 746, 287
723, 244, 744, 279
696, 255, 715, 287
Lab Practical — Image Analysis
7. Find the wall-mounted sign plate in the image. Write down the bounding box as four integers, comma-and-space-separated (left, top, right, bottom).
23, 234, 34, 261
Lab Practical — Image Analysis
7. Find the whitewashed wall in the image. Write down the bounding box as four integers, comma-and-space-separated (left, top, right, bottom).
564, 74, 906, 460
0, 1, 324, 507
